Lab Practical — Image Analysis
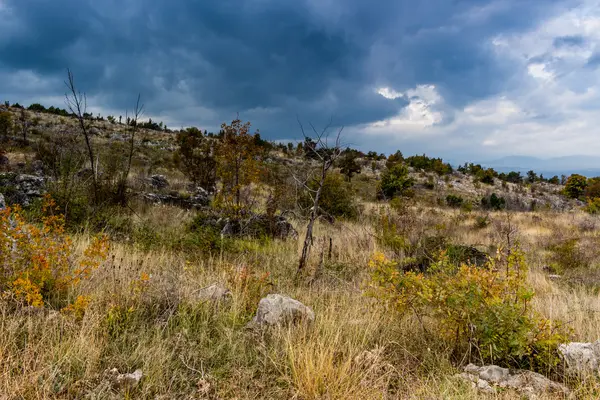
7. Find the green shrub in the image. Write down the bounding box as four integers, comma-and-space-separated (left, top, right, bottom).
475, 215, 490, 229
0, 111, 12, 137
445, 194, 464, 208
378, 163, 414, 199
547, 238, 587, 274
481, 193, 506, 210
585, 197, 600, 214
301, 173, 359, 219
563, 174, 587, 199
368, 247, 569, 371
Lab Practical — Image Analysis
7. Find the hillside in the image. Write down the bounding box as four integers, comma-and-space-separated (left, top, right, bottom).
1, 103, 600, 399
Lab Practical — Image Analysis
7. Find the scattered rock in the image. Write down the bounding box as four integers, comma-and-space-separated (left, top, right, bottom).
107, 368, 143, 390
193, 283, 231, 303
16, 174, 45, 197
0, 173, 46, 207
456, 364, 570, 398
148, 174, 169, 189
559, 340, 600, 376
143, 187, 208, 209
247, 294, 314, 329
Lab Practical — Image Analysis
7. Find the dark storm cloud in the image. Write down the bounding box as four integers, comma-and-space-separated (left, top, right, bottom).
553, 35, 586, 47
0, 0, 569, 140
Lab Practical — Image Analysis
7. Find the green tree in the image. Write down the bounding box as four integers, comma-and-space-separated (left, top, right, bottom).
0, 111, 12, 139
584, 177, 600, 199
526, 170, 537, 184
379, 163, 414, 199
548, 175, 560, 185
216, 118, 262, 211
338, 151, 361, 181
176, 127, 217, 191
385, 150, 404, 169
564, 174, 587, 199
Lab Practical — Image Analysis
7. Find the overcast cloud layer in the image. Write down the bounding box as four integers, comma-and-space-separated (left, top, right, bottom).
2, 0, 600, 160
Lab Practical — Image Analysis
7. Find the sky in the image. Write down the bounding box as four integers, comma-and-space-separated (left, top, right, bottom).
2, 0, 600, 161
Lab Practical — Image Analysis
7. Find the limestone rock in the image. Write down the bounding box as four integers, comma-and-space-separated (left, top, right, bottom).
248, 294, 314, 329
194, 284, 231, 303
457, 364, 569, 398
559, 340, 600, 376
107, 368, 143, 390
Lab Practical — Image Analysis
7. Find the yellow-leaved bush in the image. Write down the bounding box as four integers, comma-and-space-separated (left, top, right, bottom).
368, 247, 570, 371
0, 195, 108, 312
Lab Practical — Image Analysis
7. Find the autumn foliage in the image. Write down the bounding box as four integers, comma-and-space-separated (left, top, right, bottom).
0, 195, 108, 309
215, 118, 263, 214
368, 247, 569, 370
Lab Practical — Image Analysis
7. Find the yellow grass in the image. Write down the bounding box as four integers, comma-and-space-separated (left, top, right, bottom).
1, 204, 600, 398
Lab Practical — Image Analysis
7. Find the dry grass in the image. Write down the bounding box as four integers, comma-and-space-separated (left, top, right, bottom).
1, 204, 600, 399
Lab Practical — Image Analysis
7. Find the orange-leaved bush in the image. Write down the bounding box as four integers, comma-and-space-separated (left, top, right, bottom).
368, 247, 569, 371
0, 195, 108, 309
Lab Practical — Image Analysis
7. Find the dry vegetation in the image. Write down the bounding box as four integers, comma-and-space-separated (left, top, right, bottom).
1, 202, 600, 399
2, 96, 600, 399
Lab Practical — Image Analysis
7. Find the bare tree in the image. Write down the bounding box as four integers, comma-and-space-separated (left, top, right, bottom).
115, 94, 143, 206
295, 119, 343, 274
64, 69, 98, 203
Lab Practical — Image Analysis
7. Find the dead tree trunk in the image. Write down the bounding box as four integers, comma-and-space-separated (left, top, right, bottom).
296, 120, 342, 275
65, 69, 98, 204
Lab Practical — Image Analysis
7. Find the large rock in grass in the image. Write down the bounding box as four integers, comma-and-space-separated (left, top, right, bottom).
559, 340, 600, 376
456, 364, 570, 398
247, 294, 314, 329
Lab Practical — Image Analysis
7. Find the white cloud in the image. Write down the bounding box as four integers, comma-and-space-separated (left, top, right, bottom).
354, 1, 600, 159
376, 87, 402, 100
369, 84, 444, 133
527, 63, 554, 81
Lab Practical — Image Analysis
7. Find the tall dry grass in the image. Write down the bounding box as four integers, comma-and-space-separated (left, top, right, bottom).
1, 204, 599, 398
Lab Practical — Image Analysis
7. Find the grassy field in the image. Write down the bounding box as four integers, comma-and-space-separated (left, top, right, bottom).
2, 199, 600, 399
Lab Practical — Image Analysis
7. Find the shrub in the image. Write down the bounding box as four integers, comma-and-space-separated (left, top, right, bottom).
475, 215, 490, 229
0, 111, 12, 138
378, 163, 414, 199
445, 194, 464, 208
368, 247, 568, 370
481, 193, 506, 210
563, 174, 587, 199
301, 172, 359, 219
0, 196, 109, 309
585, 197, 600, 214
546, 238, 587, 274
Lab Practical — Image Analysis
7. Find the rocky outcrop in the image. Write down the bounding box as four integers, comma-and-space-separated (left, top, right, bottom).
456, 364, 570, 398
559, 340, 600, 376
0, 173, 46, 207
247, 294, 314, 329
143, 187, 209, 209
148, 174, 169, 189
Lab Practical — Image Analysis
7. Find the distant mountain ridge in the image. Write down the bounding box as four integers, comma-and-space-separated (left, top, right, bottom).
478, 156, 600, 178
